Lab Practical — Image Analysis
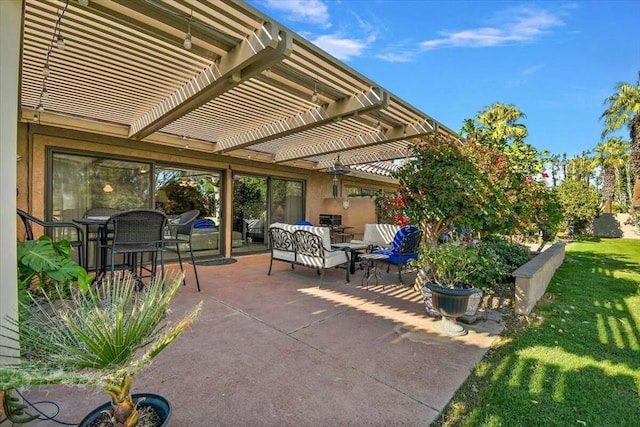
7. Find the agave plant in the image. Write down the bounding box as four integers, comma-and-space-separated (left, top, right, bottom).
1, 272, 202, 426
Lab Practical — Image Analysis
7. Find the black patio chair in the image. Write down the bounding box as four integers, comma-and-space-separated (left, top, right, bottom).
17, 208, 85, 268
82, 207, 122, 272
163, 210, 201, 291
103, 209, 167, 286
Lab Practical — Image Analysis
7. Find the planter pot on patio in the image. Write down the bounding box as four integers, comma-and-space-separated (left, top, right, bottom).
78, 393, 171, 427
424, 283, 477, 336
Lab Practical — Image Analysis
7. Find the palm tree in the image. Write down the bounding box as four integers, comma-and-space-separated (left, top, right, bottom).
549, 154, 561, 187
593, 137, 629, 213
601, 71, 640, 211
476, 103, 528, 148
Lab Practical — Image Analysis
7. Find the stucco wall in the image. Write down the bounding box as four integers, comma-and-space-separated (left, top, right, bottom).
591, 213, 639, 239
512, 242, 566, 315
16, 123, 396, 251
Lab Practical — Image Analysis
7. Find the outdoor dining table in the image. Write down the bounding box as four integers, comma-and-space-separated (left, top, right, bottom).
73, 216, 111, 282
330, 225, 355, 243
330, 242, 369, 274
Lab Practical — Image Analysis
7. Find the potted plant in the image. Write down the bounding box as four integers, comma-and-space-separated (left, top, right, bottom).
416, 241, 483, 336
1, 270, 202, 426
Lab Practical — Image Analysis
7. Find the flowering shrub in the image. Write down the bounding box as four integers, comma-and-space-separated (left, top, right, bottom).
377, 132, 560, 246
378, 132, 524, 244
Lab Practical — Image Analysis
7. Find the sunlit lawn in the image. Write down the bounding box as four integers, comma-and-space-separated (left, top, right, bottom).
436, 238, 640, 426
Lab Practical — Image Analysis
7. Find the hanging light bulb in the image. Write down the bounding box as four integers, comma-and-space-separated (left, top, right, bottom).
43, 61, 50, 77
41, 84, 49, 101
36, 103, 45, 113
57, 34, 66, 50
311, 76, 318, 102
184, 13, 193, 50
264, 68, 272, 78
78, 0, 89, 6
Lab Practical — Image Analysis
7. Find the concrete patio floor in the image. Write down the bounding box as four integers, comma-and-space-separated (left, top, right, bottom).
22, 253, 504, 426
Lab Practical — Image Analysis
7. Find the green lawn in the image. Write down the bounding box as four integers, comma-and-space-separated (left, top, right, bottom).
436, 238, 640, 427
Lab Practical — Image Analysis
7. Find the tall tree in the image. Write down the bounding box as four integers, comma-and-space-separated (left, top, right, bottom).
601, 71, 640, 211
593, 137, 628, 213
462, 103, 544, 175
549, 154, 561, 187
475, 103, 528, 148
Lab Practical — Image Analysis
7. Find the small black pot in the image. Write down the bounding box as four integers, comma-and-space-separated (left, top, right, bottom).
78, 393, 171, 427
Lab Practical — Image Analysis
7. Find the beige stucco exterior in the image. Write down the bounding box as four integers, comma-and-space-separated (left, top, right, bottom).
16, 123, 397, 257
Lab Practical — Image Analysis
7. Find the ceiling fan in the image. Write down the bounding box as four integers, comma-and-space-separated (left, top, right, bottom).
326, 156, 351, 198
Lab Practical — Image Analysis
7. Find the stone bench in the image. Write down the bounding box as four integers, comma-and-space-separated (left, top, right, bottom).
512, 242, 566, 315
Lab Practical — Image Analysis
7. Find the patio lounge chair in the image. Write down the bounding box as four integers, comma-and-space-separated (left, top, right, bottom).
372, 225, 422, 284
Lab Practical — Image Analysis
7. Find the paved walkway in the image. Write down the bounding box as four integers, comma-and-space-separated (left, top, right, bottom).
24, 253, 504, 426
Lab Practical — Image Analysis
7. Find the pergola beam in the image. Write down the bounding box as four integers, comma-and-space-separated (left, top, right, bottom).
315, 147, 415, 169
128, 21, 292, 140
214, 87, 389, 152
275, 118, 435, 163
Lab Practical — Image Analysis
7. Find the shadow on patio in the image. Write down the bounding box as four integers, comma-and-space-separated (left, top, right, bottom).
23, 253, 504, 426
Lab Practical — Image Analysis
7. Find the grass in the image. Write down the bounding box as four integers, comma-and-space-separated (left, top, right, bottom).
435, 238, 640, 427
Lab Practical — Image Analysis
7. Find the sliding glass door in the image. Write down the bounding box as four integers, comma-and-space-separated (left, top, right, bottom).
232, 174, 304, 254
155, 166, 222, 257
50, 152, 152, 223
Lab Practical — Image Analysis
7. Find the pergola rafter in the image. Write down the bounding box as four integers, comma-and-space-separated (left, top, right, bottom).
129, 21, 292, 140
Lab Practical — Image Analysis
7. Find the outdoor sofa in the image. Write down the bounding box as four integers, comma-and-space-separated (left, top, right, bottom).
267, 222, 350, 286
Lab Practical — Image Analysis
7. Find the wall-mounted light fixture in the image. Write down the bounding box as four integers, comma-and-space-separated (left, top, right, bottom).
103, 184, 113, 193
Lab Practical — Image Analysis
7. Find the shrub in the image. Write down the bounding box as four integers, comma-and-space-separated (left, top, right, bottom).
466, 236, 531, 290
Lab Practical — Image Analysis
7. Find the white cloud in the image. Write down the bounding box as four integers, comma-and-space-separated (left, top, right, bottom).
506, 64, 545, 88
311, 34, 367, 60
375, 51, 415, 63
420, 7, 563, 50
261, 0, 331, 28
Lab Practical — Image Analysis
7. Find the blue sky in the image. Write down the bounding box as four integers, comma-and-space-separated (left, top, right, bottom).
247, 0, 640, 158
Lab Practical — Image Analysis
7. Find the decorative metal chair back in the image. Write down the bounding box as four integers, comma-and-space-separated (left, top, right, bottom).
398, 228, 422, 258
269, 227, 295, 252
293, 229, 325, 258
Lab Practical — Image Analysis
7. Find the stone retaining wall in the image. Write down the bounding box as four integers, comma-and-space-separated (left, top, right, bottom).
512, 242, 565, 315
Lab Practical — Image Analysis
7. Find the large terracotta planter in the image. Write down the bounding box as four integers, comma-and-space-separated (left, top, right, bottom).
78, 393, 171, 427
424, 283, 476, 336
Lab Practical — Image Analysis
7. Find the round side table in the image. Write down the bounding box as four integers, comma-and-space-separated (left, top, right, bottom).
359, 253, 389, 287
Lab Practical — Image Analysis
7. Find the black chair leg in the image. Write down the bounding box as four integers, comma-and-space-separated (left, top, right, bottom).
188, 248, 200, 292
174, 244, 185, 286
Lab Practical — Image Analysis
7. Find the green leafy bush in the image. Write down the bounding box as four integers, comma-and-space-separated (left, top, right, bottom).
466, 236, 531, 290
556, 179, 601, 235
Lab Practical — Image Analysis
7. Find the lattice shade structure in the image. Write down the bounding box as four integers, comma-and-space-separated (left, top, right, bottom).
19, 0, 457, 172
